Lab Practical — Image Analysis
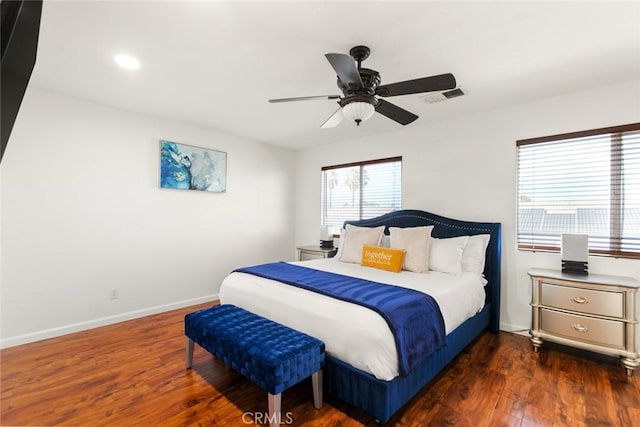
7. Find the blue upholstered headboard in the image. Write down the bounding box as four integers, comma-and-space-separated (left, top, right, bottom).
344, 209, 502, 333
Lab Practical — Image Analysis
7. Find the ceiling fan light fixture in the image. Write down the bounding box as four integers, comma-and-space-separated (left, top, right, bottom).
269, 45, 455, 128
342, 101, 375, 126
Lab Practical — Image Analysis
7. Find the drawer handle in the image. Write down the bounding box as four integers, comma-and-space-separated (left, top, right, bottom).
572, 324, 589, 333
570, 296, 589, 304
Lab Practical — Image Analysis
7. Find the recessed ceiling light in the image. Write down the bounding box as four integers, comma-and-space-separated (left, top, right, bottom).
114, 54, 140, 70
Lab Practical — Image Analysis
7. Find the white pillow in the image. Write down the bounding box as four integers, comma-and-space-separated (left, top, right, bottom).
389, 226, 434, 273
462, 234, 491, 274
339, 225, 385, 264
335, 228, 346, 259
429, 235, 469, 275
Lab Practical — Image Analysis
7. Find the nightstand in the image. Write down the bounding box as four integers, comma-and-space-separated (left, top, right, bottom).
297, 245, 338, 261
528, 268, 640, 376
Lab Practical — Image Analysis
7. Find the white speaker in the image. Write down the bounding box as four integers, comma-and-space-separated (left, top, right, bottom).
561, 234, 588, 274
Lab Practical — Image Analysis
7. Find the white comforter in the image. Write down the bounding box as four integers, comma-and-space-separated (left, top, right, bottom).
218, 258, 486, 381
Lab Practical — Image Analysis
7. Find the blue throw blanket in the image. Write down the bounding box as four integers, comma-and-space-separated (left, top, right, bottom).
234, 262, 446, 377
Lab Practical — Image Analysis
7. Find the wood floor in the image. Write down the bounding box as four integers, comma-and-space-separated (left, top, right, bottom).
2, 302, 639, 426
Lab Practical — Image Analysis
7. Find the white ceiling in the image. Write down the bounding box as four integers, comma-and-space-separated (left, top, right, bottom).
30, 1, 640, 150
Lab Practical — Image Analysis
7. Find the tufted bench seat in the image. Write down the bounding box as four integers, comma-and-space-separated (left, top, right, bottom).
185, 304, 324, 426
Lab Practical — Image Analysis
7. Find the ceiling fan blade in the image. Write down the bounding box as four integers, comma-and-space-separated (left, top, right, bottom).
325, 53, 364, 89
376, 73, 456, 97
269, 95, 341, 103
321, 107, 344, 129
375, 99, 418, 125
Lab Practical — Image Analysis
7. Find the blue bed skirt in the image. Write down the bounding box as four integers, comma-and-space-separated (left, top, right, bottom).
324, 304, 490, 423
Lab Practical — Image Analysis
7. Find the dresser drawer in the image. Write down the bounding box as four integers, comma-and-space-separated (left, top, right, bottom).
541, 283, 624, 318
540, 308, 625, 348
299, 251, 324, 261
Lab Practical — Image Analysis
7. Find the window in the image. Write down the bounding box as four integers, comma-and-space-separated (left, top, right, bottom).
322, 157, 402, 234
517, 123, 640, 259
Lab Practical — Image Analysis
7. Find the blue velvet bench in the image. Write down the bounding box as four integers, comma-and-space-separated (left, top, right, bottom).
184, 304, 325, 426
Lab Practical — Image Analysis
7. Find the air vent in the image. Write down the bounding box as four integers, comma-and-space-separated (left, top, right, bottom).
421, 88, 465, 104
443, 88, 464, 99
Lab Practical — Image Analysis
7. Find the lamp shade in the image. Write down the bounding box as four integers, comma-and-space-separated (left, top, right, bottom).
342, 101, 375, 125
320, 225, 333, 241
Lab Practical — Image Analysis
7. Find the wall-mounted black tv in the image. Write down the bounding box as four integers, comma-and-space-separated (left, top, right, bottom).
1, 0, 43, 162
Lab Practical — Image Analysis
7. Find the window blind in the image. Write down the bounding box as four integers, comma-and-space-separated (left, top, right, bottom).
321, 157, 402, 234
517, 123, 640, 259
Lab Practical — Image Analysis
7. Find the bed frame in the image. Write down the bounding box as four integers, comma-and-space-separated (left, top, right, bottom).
324, 209, 501, 423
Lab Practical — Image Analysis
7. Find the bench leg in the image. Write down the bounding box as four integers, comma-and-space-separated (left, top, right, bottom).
268, 393, 281, 427
312, 369, 322, 409
186, 337, 194, 369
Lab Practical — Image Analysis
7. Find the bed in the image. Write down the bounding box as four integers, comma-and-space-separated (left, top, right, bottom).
219, 209, 501, 423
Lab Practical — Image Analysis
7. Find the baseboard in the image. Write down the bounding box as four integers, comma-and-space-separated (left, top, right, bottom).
0, 294, 218, 349
500, 321, 531, 336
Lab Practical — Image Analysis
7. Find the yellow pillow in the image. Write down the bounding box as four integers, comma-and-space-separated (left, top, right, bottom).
361, 245, 406, 273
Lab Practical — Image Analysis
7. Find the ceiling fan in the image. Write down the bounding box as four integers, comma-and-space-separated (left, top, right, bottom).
269, 45, 457, 128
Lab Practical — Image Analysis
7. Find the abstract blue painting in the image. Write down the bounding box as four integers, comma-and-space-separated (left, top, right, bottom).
159, 140, 226, 192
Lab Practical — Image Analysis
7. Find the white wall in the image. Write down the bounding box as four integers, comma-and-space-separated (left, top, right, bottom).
295, 79, 640, 332
0, 88, 296, 347
3, 81, 638, 348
